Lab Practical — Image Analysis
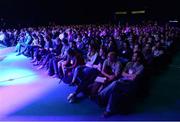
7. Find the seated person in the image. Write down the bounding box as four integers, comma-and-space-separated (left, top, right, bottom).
69, 43, 99, 85
37, 36, 62, 70
100, 52, 122, 85
84, 43, 99, 67
48, 38, 69, 78
62, 48, 84, 80
16, 32, 32, 56
67, 52, 122, 103
118, 41, 132, 65
142, 43, 153, 66
99, 52, 144, 117
15, 33, 25, 55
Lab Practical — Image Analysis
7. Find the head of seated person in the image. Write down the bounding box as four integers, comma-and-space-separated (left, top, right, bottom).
107, 52, 118, 64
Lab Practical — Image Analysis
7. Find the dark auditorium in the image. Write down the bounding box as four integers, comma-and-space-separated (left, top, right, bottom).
0, 0, 179, 121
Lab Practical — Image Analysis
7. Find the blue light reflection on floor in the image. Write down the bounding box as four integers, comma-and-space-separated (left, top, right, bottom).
0, 67, 37, 86
0, 52, 27, 63
0, 51, 37, 86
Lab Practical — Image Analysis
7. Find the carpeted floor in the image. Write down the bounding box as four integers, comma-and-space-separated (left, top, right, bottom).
0, 46, 180, 121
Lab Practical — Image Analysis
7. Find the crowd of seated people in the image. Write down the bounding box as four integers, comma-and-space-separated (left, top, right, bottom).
0, 29, 18, 47
2, 21, 179, 117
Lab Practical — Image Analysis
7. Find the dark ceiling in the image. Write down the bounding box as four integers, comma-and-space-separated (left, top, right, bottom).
0, 0, 179, 25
